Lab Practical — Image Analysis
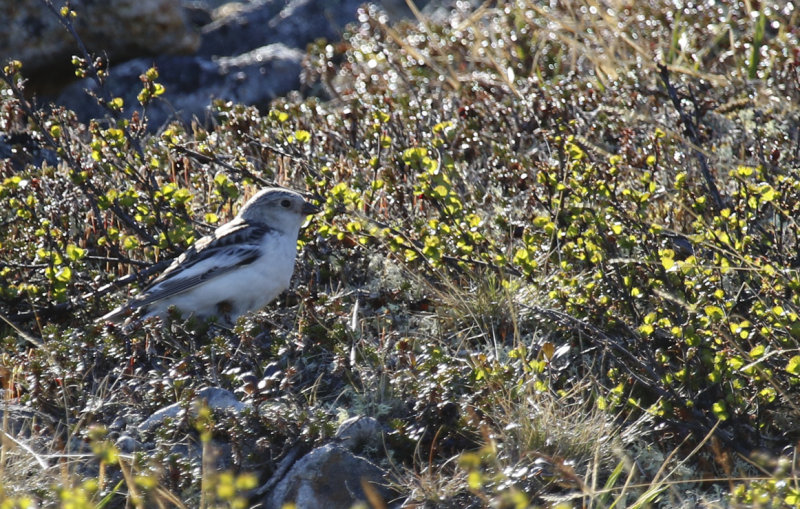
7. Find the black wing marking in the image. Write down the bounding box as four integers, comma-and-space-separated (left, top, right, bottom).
127, 221, 273, 309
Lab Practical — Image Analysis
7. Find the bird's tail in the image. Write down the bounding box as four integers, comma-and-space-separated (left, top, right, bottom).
96, 304, 133, 324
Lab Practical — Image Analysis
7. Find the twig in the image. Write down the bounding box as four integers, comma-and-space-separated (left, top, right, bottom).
42, 0, 149, 159
524, 304, 751, 455
255, 446, 303, 496
84, 255, 151, 266
0, 311, 43, 347
41, 0, 114, 107
9, 258, 173, 323
658, 64, 724, 210
0, 428, 51, 470
243, 134, 322, 179
0, 67, 157, 246
172, 145, 272, 187
356, 210, 523, 277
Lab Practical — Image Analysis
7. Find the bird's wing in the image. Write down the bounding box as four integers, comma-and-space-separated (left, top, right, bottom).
125, 221, 273, 311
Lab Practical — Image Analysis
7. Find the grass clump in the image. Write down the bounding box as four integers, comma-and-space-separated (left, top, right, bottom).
1, 0, 800, 506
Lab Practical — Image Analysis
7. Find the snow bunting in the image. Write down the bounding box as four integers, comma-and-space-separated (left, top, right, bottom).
99, 187, 319, 325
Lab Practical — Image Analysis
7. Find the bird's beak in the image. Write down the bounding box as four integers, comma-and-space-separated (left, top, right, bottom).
302, 201, 321, 215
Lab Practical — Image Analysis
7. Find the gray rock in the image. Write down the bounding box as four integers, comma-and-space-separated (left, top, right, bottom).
335, 416, 382, 451
216, 43, 305, 106
138, 387, 251, 432
197, 0, 287, 57
53, 0, 365, 128
0, 132, 60, 171
197, 386, 251, 413
0, 0, 199, 77
198, 0, 399, 58
57, 43, 302, 129
263, 443, 391, 509
41, 0, 448, 129
0, 403, 55, 437
115, 434, 138, 453
138, 399, 184, 433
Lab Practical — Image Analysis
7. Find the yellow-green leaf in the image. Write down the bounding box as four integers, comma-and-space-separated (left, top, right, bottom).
711, 401, 729, 421
467, 471, 483, 490
758, 183, 777, 202
269, 110, 289, 122
294, 130, 311, 143
704, 305, 724, 321
55, 266, 72, 283
432, 185, 448, 198
786, 355, 800, 375
66, 244, 86, 261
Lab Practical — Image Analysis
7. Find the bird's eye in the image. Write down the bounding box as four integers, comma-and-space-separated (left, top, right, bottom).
280, 199, 291, 208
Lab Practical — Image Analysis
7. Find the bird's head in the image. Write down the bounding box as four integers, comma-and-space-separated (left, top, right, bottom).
237, 188, 320, 232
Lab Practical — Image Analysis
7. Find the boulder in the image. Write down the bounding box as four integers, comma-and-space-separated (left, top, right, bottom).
0, 0, 199, 84
335, 415, 383, 451
197, 0, 364, 57
55, 0, 371, 128
263, 443, 392, 509
138, 386, 251, 432
57, 44, 303, 129
22, 0, 444, 127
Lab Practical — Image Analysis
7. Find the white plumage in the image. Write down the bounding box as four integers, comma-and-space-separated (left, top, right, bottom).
99, 187, 319, 325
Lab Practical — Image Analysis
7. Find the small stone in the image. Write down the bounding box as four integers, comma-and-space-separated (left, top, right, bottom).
335, 416, 382, 451
115, 434, 137, 453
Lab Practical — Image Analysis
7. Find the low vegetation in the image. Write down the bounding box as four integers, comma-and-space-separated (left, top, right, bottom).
1, 0, 800, 506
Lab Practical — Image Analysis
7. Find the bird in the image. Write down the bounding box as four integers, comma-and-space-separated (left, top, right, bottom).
99, 187, 319, 325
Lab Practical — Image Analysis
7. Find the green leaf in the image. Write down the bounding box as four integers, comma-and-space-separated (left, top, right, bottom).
269, 110, 289, 122
704, 305, 724, 321
432, 120, 454, 133
758, 183, 777, 202
55, 266, 72, 283
467, 471, 483, 490
786, 355, 800, 375
172, 188, 192, 204
66, 244, 86, 261
711, 401, 729, 421
402, 147, 428, 164
122, 236, 140, 250
294, 130, 311, 143
749, 344, 765, 358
